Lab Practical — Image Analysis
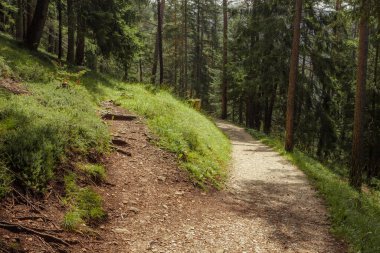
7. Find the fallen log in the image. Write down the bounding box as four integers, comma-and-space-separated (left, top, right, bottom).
0, 221, 71, 246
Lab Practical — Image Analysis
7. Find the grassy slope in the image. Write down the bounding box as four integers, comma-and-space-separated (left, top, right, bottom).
0, 34, 230, 195
114, 86, 230, 188
247, 129, 380, 253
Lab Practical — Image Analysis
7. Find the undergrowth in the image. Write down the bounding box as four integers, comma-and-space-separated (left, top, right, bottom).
78, 163, 106, 183
62, 173, 106, 230
247, 129, 380, 253
0, 34, 110, 193
114, 85, 231, 188
0, 32, 231, 196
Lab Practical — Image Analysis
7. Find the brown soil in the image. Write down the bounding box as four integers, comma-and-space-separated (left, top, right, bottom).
0, 103, 347, 253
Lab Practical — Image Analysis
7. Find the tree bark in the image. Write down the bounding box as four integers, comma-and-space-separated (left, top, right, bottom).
157, 0, 164, 85
221, 0, 228, 119
183, 0, 188, 95
66, 0, 75, 64
350, 0, 370, 190
285, 0, 303, 152
57, 0, 63, 60
139, 58, 143, 83
151, 31, 159, 84
25, 0, 50, 50
16, 0, 24, 41
75, 3, 85, 66
264, 82, 278, 135
47, 23, 54, 53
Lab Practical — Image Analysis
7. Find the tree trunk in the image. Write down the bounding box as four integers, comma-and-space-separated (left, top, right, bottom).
285, 0, 303, 152
350, 0, 370, 190
264, 82, 278, 134
239, 96, 243, 124
246, 94, 254, 128
75, 5, 85, 66
183, 0, 188, 95
139, 58, 143, 83
57, 0, 63, 60
25, 0, 50, 50
157, 0, 164, 85
66, 0, 75, 64
47, 24, 54, 53
151, 31, 159, 84
221, 0, 228, 119
16, 0, 24, 41
336, 0, 342, 11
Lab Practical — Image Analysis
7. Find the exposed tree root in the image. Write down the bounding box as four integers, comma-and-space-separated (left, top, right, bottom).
0, 221, 71, 247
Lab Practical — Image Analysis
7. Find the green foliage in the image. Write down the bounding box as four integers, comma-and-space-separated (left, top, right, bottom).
0, 85, 110, 192
0, 56, 13, 78
0, 35, 110, 193
78, 163, 106, 182
0, 161, 13, 198
115, 84, 231, 188
63, 173, 106, 230
247, 129, 380, 253
63, 209, 83, 231
0, 35, 55, 83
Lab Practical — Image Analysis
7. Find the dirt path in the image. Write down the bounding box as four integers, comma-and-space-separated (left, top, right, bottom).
88, 107, 345, 253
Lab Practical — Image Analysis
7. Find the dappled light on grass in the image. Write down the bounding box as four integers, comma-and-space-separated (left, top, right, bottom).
115, 84, 231, 188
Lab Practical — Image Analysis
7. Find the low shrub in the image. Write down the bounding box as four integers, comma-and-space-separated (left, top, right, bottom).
0, 161, 12, 198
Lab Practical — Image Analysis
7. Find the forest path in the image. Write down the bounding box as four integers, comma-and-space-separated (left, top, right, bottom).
89, 105, 345, 253
215, 121, 346, 252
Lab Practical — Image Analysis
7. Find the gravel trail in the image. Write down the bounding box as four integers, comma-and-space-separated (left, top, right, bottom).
90, 113, 345, 253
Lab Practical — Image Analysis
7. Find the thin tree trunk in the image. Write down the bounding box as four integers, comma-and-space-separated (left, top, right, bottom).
184, 0, 188, 95
285, 0, 303, 152
75, 1, 85, 66
48, 24, 54, 52
264, 82, 278, 134
350, 0, 370, 190
221, 0, 228, 119
157, 0, 164, 85
16, 0, 24, 40
335, 0, 342, 11
174, 0, 178, 87
57, 0, 63, 60
66, 0, 75, 64
151, 31, 159, 84
139, 58, 143, 83
239, 95, 243, 124
25, 0, 50, 50
25, 0, 36, 36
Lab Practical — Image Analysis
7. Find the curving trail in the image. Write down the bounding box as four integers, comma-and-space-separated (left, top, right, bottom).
215, 121, 346, 253
88, 111, 345, 253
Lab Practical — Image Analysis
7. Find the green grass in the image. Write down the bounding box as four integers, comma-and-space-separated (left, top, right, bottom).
62, 173, 106, 231
113, 85, 231, 188
78, 163, 106, 183
0, 33, 231, 194
0, 34, 110, 192
247, 129, 380, 253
